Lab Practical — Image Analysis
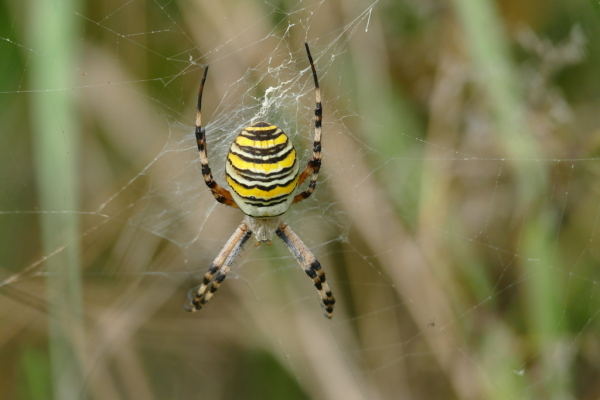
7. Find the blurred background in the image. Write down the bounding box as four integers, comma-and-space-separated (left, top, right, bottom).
1, 0, 600, 399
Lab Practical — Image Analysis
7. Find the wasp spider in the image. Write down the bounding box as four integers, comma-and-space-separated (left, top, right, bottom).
184, 43, 335, 318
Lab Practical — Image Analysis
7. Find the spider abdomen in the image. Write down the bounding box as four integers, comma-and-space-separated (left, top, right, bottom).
226, 121, 299, 217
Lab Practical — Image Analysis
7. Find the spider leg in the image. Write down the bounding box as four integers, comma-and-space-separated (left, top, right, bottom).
185, 221, 252, 312
276, 221, 335, 318
293, 42, 323, 205
196, 65, 239, 208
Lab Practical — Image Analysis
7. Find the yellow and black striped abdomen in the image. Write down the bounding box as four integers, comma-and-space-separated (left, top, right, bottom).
226, 121, 299, 217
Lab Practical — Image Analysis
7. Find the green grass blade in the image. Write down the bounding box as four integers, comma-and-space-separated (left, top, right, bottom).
452, 0, 547, 204
28, 0, 85, 398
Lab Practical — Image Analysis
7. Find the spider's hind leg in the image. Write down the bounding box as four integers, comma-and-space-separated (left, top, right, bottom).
276, 221, 335, 318
185, 222, 252, 312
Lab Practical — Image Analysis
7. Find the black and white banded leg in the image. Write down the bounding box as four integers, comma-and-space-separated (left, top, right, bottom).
195, 65, 239, 208
185, 222, 253, 311
276, 221, 335, 318
293, 42, 323, 205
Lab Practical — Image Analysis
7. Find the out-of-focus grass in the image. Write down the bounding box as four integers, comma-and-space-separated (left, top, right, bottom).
27, 0, 84, 399
20, 346, 52, 400
453, 0, 547, 205
1, 0, 600, 399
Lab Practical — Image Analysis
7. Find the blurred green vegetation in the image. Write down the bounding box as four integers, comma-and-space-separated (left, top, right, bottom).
1, 0, 600, 399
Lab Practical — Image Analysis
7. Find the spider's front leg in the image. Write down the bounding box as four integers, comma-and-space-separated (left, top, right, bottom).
185, 222, 252, 312
293, 42, 323, 205
195, 65, 239, 208
276, 221, 335, 318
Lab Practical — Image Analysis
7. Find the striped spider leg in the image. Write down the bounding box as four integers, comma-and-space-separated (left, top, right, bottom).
186, 43, 335, 318
195, 65, 239, 209
276, 221, 335, 318
185, 222, 252, 311
292, 42, 323, 205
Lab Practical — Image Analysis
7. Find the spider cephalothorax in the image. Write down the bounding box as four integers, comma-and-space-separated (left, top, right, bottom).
185, 43, 335, 318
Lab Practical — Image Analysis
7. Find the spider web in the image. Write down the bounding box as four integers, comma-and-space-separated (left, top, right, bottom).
1, 0, 599, 399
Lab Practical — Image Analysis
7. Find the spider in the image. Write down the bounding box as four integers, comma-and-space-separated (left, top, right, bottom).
184, 43, 335, 318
